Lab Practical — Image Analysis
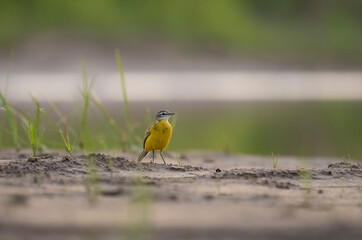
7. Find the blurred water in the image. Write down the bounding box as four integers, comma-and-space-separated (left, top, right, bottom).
2, 71, 361, 102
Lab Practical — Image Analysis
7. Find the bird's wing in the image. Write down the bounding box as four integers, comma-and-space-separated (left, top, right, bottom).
142, 124, 152, 149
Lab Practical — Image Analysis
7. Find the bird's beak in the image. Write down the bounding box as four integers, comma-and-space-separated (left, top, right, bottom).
169, 112, 175, 116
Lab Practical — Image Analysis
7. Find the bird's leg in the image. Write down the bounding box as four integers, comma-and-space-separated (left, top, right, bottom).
160, 151, 167, 164
152, 150, 155, 164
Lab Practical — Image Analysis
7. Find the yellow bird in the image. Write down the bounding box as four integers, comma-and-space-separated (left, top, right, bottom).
138, 110, 175, 164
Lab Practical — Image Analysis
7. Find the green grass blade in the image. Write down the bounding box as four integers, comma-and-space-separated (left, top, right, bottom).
80, 61, 89, 140
0, 92, 19, 151
5, 51, 13, 96
79, 60, 95, 150
271, 152, 278, 169
176, 153, 181, 166
0, 120, 3, 148
31, 94, 41, 141
27, 108, 42, 157
91, 95, 122, 138
27, 116, 37, 157
90, 105, 120, 148
59, 129, 75, 156
59, 129, 70, 150
115, 49, 133, 144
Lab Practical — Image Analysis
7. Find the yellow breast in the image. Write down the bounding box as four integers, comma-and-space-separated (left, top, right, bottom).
144, 120, 173, 152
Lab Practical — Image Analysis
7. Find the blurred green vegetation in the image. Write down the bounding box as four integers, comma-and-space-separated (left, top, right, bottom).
0, 0, 361, 158
1, 101, 362, 160
0, 0, 362, 61
167, 102, 362, 159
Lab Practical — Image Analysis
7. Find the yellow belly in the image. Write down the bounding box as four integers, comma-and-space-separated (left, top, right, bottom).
145, 120, 172, 152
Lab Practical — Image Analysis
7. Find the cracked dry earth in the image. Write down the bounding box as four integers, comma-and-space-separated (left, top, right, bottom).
0, 151, 361, 240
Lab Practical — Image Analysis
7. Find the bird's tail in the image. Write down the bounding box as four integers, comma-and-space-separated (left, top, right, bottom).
137, 151, 148, 162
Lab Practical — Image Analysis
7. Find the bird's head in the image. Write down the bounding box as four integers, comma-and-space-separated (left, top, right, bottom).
155, 110, 175, 120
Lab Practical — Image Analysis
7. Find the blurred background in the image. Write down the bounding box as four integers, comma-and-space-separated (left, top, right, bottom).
0, 0, 361, 158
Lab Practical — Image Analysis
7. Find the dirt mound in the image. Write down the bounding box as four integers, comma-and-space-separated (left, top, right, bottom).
0, 153, 208, 178
328, 162, 360, 169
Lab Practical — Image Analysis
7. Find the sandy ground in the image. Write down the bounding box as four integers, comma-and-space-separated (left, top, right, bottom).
0, 151, 361, 240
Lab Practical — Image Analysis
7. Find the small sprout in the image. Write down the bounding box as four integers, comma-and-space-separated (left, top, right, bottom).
342, 154, 350, 164
272, 152, 278, 169
347, 154, 353, 170
59, 129, 76, 156
27, 111, 42, 158
24, 94, 44, 158
342, 154, 353, 170
176, 153, 182, 166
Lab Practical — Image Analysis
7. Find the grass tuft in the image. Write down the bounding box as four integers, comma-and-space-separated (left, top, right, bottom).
271, 152, 278, 169
0, 92, 19, 151
26, 94, 43, 157
26, 110, 41, 157
342, 154, 354, 170
59, 129, 76, 156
